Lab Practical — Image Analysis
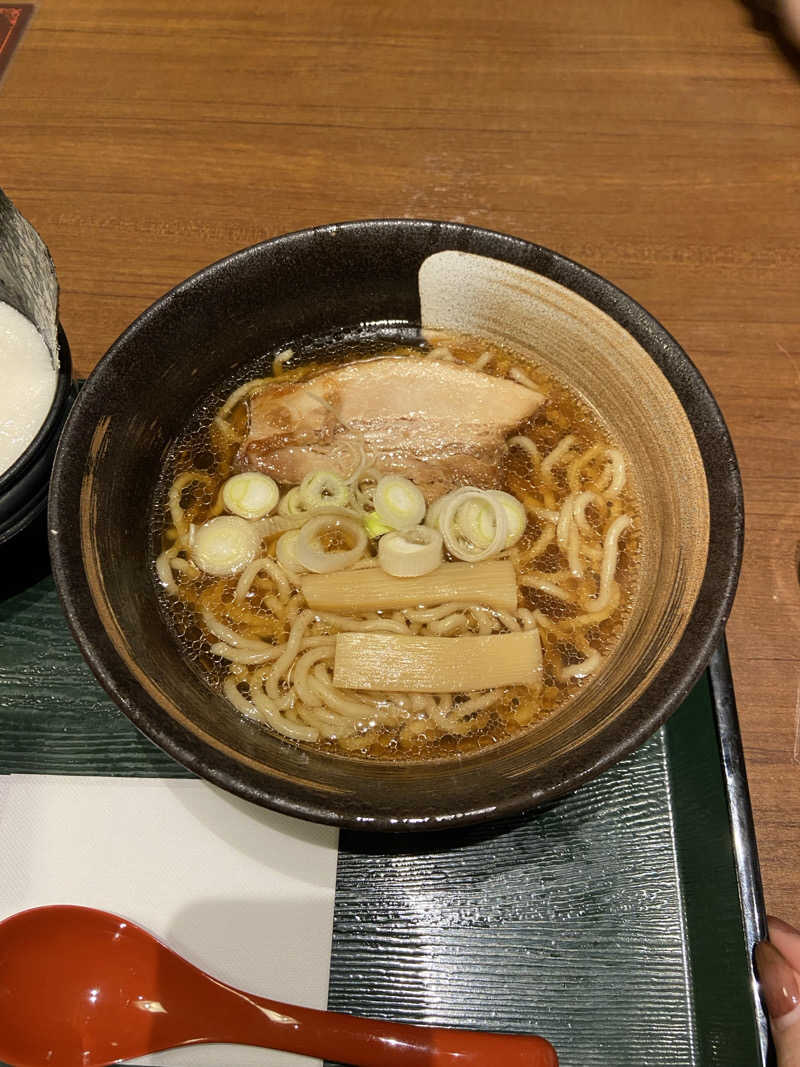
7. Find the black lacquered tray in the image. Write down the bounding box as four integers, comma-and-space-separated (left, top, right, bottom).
0, 523, 769, 1066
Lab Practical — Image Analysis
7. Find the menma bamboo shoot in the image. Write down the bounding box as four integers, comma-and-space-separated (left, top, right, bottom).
333, 630, 543, 692
300, 560, 517, 614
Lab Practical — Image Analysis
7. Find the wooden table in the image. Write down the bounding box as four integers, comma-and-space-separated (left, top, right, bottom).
4, 0, 799, 926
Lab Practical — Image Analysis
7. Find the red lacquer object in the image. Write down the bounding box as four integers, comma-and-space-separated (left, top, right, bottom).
0, 905, 558, 1067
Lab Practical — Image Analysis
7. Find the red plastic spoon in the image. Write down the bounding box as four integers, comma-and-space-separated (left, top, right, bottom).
0, 905, 558, 1067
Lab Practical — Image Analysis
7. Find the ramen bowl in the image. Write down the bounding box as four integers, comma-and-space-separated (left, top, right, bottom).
48, 220, 742, 831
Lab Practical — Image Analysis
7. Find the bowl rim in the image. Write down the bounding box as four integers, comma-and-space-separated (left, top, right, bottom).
48, 218, 743, 830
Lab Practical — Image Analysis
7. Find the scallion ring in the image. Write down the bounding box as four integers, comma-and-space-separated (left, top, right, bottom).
440, 489, 508, 562
373, 475, 426, 530
298, 469, 351, 511
457, 490, 527, 549
364, 512, 393, 539
424, 492, 451, 532
191, 515, 263, 577
278, 487, 305, 516
276, 529, 308, 575
378, 526, 443, 577
294, 514, 367, 573
222, 472, 279, 519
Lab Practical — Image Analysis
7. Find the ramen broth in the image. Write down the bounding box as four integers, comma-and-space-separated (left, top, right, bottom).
153, 331, 640, 760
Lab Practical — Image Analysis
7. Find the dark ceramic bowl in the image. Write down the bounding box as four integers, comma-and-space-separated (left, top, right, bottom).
48, 220, 742, 831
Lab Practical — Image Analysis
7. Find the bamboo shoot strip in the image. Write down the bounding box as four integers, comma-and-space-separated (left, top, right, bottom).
301, 560, 518, 614
333, 631, 543, 692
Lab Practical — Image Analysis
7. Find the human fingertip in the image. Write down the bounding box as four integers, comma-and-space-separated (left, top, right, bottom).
755, 940, 800, 1030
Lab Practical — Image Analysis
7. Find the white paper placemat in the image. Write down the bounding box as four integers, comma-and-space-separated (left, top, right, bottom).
0, 774, 339, 1067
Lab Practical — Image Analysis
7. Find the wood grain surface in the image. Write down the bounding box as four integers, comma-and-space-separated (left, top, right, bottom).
2, 0, 799, 927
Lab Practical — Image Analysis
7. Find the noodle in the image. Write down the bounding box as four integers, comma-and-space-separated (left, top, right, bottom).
556, 495, 584, 578
567, 583, 623, 628
426, 694, 473, 734
265, 610, 314, 701
428, 613, 470, 636
168, 471, 213, 538
155, 545, 180, 594
314, 611, 410, 635
572, 491, 604, 536
211, 642, 283, 664
426, 345, 455, 361
202, 610, 276, 650
471, 606, 496, 635
541, 435, 577, 478
560, 650, 602, 681
567, 522, 584, 580
285, 591, 305, 625
516, 522, 555, 565
584, 515, 631, 613
272, 348, 294, 376
402, 602, 472, 623
488, 608, 522, 632
218, 377, 270, 420
530, 506, 561, 524
235, 557, 291, 603
520, 575, 574, 602
223, 674, 262, 718
453, 690, 500, 716
602, 449, 627, 495
567, 444, 604, 493
508, 366, 541, 391
292, 645, 334, 707
508, 434, 541, 466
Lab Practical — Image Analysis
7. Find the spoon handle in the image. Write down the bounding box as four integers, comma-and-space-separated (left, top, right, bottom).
207, 987, 559, 1067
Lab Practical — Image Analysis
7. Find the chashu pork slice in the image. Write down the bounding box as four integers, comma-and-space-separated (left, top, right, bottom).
240, 356, 544, 500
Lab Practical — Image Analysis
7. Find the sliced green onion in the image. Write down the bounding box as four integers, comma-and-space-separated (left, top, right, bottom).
276, 529, 307, 576
440, 489, 508, 562
278, 487, 305, 516
222, 472, 279, 519
424, 493, 450, 531
191, 515, 262, 576
299, 469, 351, 511
453, 498, 488, 545
457, 490, 526, 549
378, 526, 443, 577
373, 475, 426, 531
354, 475, 378, 511
364, 512, 393, 539
491, 490, 527, 546
294, 514, 367, 573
